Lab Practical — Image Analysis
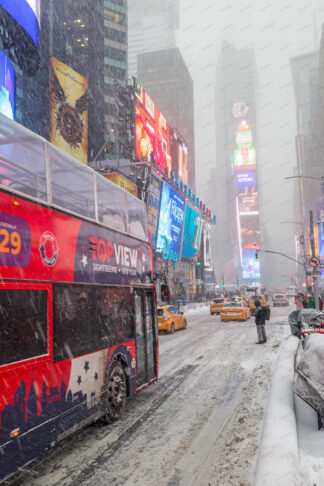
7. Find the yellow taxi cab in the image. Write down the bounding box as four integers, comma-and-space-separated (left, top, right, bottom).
158, 305, 187, 334
248, 294, 267, 315
210, 297, 227, 315
220, 301, 251, 321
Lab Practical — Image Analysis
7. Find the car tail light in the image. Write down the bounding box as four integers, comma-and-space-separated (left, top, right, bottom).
163, 313, 168, 320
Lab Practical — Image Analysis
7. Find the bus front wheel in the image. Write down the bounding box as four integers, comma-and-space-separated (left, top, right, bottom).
105, 360, 127, 421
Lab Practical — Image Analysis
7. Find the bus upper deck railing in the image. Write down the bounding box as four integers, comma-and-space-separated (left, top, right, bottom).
0, 115, 147, 242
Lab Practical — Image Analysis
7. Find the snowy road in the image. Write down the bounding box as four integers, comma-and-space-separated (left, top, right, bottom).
11, 304, 293, 486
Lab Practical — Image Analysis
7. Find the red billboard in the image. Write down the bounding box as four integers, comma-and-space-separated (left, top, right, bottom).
135, 83, 171, 173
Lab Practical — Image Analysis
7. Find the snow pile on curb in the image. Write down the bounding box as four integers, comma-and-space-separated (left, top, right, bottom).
185, 304, 210, 316
253, 335, 300, 486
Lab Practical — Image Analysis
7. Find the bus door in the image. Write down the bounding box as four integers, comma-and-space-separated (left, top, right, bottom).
134, 289, 157, 388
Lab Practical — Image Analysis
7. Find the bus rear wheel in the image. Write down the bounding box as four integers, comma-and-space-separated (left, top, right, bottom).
105, 360, 127, 421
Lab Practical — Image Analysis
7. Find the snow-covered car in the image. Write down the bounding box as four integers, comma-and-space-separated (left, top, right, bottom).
273, 293, 289, 306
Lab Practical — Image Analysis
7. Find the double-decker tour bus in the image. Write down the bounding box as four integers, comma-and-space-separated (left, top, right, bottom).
0, 116, 158, 481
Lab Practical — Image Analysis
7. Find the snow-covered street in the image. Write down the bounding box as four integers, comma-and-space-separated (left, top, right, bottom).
11, 304, 292, 486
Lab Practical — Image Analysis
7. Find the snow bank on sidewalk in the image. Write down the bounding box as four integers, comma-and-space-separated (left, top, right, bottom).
185, 304, 210, 316
253, 335, 300, 486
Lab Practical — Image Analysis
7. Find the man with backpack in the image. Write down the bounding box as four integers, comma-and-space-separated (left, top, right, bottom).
254, 299, 268, 344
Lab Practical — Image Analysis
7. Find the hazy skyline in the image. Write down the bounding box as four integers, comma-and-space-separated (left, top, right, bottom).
176, 0, 324, 285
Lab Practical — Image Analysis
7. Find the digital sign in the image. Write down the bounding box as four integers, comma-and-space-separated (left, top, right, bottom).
0, 0, 39, 46
147, 175, 162, 249
135, 82, 171, 172
236, 171, 255, 188
50, 57, 88, 165
233, 146, 256, 170
0, 50, 15, 120
181, 205, 202, 259
156, 181, 185, 262
171, 130, 188, 185
242, 249, 260, 280
238, 193, 259, 214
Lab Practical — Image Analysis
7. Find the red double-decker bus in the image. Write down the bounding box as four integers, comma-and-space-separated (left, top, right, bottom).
0, 116, 158, 481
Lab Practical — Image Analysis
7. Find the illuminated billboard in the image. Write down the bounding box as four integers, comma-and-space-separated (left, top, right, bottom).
104, 173, 137, 197
156, 181, 185, 262
135, 82, 171, 172
50, 57, 88, 165
242, 250, 260, 280
0, 50, 15, 120
236, 171, 255, 189
233, 146, 256, 170
0, 0, 39, 46
181, 204, 202, 259
147, 175, 162, 248
171, 130, 188, 184
238, 193, 259, 215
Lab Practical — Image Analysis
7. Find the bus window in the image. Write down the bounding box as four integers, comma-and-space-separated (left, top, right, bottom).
96, 175, 127, 233
53, 285, 98, 361
126, 192, 147, 240
0, 289, 48, 366
95, 287, 135, 346
53, 285, 136, 361
50, 146, 96, 219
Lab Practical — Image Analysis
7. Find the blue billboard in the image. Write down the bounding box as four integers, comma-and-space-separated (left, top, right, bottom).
156, 181, 185, 262
0, 50, 15, 120
181, 204, 202, 259
0, 0, 39, 46
242, 249, 260, 280
236, 171, 255, 188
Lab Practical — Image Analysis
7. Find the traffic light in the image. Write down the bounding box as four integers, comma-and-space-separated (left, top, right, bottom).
255, 250, 259, 260
196, 253, 201, 267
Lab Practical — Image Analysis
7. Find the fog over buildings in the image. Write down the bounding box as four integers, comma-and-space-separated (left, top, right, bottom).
131, 0, 324, 287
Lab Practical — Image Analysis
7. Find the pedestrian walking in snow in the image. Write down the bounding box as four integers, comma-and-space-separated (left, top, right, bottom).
295, 293, 304, 310
254, 299, 267, 344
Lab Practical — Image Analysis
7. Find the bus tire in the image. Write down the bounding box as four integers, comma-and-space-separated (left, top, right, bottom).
105, 360, 127, 421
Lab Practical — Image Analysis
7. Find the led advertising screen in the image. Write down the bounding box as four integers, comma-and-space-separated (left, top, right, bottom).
236, 127, 252, 148
50, 57, 88, 165
241, 229, 260, 250
156, 181, 185, 262
242, 249, 260, 280
147, 175, 162, 249
233, 146, 256, 170
236, 171, 256, 189
0, 0, 39, 46
181, 204, 202, 259
171, 130, 188, 184
238, 193, 259, 215
135, 82, 171, 172
0, 50, 15, 120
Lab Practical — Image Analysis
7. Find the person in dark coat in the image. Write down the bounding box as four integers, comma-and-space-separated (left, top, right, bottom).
254, 299, 267, 344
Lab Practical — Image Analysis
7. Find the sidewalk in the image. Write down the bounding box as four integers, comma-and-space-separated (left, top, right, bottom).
253, 335, 324, 486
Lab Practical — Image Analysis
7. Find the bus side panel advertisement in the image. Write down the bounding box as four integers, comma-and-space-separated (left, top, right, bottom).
0, 192, 152, 285
50, 57, 88, 165
181, 205, 202, 259
146, 175, 162, 249
156, 181, 185, 262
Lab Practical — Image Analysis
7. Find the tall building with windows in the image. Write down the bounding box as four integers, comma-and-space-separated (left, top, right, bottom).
211, 42, 259, 285
128, 0, 179, 79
